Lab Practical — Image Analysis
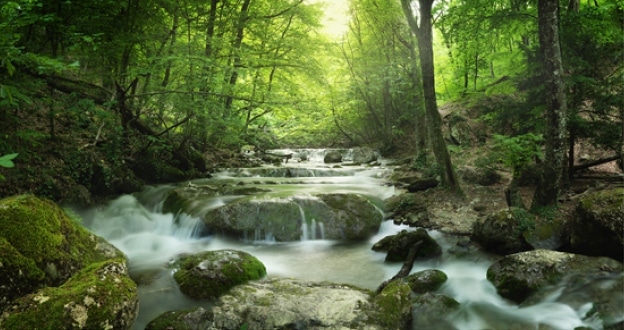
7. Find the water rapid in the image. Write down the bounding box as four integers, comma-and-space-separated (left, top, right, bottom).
81, 149, 603, 330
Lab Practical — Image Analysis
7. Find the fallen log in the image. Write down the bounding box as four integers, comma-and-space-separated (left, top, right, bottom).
376, 240, 423, 294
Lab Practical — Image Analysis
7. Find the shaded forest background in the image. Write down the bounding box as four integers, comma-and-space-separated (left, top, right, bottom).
0, 0, 621, 204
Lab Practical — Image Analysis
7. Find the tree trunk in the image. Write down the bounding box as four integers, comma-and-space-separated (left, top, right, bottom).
401, 0, 462, 195
531, 0, 568, 209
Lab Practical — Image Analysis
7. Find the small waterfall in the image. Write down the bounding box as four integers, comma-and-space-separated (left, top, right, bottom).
310, 219, 317, 240
318, 221, 325, 240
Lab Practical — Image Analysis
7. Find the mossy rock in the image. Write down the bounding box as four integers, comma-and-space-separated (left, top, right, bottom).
369, 280, 412, 329
471, 208, 533, 255
407, 269, 448, 294
571, 188, 624, 261
372, 229, 442, 262
1, 259, 138, 330
173, 250, 266, 299
145, 307, 208, 330
316, 193, 383, 240
410, 293, 459, 330
0, 195, 124, 311
486, 249, 623, 304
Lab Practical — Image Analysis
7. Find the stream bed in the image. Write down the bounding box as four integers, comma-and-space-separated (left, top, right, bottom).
81, 149, 605, 330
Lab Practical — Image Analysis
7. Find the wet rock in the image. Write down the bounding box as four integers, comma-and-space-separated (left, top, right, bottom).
369, 280, 412, 329
487, 249, 623, 304
146, 278, 384, 330
1, 259, 138, 330
471, 208, 533, 255
173, 250, 266, 300
204, 194, 382, 241
323, 150, 343, 163
570, 188, 624, 261
352, 147, 378, 164
371, 229, 442, 262
0, 195, 126, 312
410, 292, 459, 330
407, 269, 448, 294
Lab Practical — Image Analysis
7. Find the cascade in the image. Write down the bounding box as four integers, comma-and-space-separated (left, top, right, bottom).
79, 148, 609, 330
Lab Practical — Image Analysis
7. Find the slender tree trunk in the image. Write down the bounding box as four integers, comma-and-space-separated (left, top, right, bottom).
401, 0, 462, 195
531, 0, 568, 209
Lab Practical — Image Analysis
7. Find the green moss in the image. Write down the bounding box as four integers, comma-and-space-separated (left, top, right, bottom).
174, 250, 266, 299
370, 280, 412, 328
0, 194, 117, 309
407, 269, 448, 294
145, 308, 200, 330
2, 259, 137, 329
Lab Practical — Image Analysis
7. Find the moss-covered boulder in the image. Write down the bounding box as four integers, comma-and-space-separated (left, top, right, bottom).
203, 194, 382, 241
487, 249, 623, 304
1, 259, 138, 329
147, 278, 384, 330
0, 194, 125, 311
369, 280, 412, 329
351, 147, 378, 164
173, 250, 266, 299
316, 193, 383, 240
203, 197, 303, 241
371, 229, 442, 262
407, 269, 448, 294
471, 208, 533, 255
410, 293, 459, 330
570, 188, 624, 261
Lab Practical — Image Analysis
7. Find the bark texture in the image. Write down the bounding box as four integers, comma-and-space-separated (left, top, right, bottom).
532, 0, 568, 208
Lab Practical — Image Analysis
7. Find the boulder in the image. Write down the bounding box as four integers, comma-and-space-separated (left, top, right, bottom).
0, 259, 138, 330
410, 293, 459, 330
383, 193, 429, 227
456, 166, 501, 186
407, 178, 439, 192
407, 269, 448, 294
570, 188, 624, 261
323, 150, 343, 163
173, 250, 266, 300
486, 249, 623, 304
146, 278, 385, 330
369, 280, 412, 329
352, 147, 378, 164
0, 195, 126, 312
371, 229, 442, 262
471, 208, 533, 255
203, 194, 382, 241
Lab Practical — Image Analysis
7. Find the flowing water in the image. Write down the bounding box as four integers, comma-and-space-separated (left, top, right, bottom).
81, 149, 606, 330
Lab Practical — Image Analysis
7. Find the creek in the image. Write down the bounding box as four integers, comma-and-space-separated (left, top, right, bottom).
81, 149, 602, 330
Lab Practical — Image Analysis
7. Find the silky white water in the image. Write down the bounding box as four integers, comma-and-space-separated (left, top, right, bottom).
81, 149, 603, 330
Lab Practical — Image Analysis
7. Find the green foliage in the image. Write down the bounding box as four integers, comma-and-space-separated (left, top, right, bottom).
0, 153, 17, 180
491, 133, 543, 176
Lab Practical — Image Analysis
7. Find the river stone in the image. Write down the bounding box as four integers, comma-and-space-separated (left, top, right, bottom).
371, 228, 442, 262
570, 188, 624, 261
407, 269, 448, 294
410, 293, 459, 330
471, 208, 533, 255
316, 193, 383, 240
351, 147, 377, 164
173, 250, 266, 300
323, 150, 343, 163
146, 278, 384, 330
203, 194, 382, 241
1, 259, 138, 330
486, 249, 623, 304
0, 194, 126, 312
369, 280, 412, 329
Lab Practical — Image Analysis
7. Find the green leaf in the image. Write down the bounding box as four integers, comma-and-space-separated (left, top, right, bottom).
0, 153, 18, 168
